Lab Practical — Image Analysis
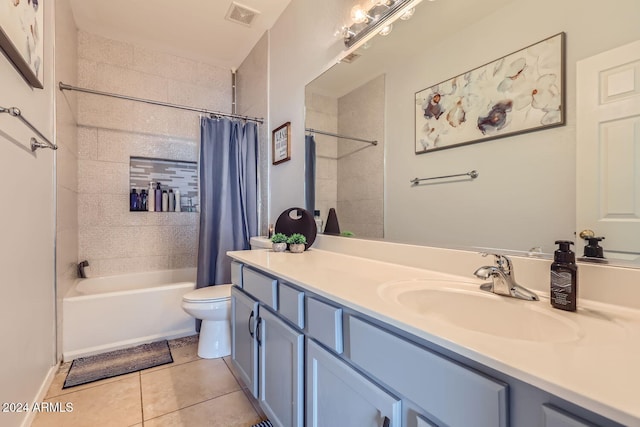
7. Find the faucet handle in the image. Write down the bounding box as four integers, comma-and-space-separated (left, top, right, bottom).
479, 252, 512, 274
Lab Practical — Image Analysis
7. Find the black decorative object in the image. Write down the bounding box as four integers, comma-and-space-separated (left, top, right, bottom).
324, 208, 341, 235
275, 207, 317, 249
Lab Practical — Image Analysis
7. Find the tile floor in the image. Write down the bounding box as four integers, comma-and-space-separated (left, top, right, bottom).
33, 335, 265, 427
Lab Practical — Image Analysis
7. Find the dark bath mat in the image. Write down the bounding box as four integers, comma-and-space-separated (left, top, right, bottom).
63, 340, 173, 389
251, 420, 273, 427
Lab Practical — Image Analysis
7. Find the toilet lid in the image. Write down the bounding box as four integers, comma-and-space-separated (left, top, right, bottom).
183, 284, 232, 302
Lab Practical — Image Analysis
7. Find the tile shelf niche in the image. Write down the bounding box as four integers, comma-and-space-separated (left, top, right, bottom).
129, 156, 199, 212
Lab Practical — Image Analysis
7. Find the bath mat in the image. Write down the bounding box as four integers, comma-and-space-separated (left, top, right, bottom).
251, 420, 273, 427
63, 340, 173, 389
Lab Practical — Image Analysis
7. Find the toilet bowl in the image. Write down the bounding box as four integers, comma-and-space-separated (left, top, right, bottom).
182, 284, 232, 359
182, 236, 273, 359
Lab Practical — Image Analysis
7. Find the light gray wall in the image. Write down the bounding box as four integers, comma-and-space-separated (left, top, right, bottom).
384, 0, 640, 253
237, 32, 270, 235
268, 0, 351, 223
0, 2, 56, 425
55, 0, 79, 361
76, 31, 232, 277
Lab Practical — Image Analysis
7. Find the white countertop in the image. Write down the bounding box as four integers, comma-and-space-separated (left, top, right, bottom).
227, 248, 640, 426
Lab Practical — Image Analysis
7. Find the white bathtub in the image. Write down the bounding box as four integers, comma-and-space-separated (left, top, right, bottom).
62, 268, 196, 361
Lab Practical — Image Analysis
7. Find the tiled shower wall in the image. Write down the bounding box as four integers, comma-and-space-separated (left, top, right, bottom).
337, 75, 385, 238
304, 90, 338, 224
76, 31, 232, 277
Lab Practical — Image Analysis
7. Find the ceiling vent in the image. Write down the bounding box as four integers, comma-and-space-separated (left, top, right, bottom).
225, 2, 261, 27
340, 52, 362, 64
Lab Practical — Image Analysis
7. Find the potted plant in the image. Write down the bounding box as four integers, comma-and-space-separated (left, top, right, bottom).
287, 233, 307, 253
271, 233, 288, 252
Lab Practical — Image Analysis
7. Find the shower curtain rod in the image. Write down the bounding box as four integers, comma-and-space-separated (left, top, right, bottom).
305, 128, 377, 145
58, 82, 264, 124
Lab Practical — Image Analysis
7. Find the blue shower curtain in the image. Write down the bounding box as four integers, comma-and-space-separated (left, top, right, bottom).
197, 117, 258, 289
305, 134, 316, 213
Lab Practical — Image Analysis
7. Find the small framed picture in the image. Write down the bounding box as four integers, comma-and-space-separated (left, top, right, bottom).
272, 122, 291, 165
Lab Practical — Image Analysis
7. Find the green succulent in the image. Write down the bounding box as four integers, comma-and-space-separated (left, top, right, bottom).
270, 233, 288, 244
286, 233, 307, 245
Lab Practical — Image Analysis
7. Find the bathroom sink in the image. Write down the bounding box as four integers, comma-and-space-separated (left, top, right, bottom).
378, 280, 581, 343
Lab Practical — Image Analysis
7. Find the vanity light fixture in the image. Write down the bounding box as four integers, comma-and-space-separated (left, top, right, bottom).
342, 0, 424, 48
379, 24, 393, 36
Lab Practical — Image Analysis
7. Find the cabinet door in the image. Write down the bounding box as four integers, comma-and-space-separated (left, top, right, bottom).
231, 287, 259, 398
306, 339, 401, 427
259, 308, 304, 427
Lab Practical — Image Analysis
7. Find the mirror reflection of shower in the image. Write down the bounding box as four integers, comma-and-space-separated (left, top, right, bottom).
305, 74, 385, 239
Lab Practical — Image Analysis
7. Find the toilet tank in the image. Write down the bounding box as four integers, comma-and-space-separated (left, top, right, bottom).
249, 236, 272, 249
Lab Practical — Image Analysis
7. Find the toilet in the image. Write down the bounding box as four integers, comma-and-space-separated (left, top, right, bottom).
181, 236, 273, 359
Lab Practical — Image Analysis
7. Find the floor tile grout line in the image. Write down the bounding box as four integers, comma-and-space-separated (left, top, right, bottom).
139, 372, 145, 427
141, 387, 246, 423
47, 371, 141, 399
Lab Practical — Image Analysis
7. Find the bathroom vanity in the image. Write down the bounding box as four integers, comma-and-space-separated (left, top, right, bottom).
227, 239, 640, 427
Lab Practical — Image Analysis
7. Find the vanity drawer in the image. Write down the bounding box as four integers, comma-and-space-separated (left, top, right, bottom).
279, 282, 304, 329
306, 297, 343, 354
231, 261, 243, 287
348, 316, 508, 427
242, 268, 278, 309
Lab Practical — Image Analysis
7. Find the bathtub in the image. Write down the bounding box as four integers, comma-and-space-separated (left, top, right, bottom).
62, 268, 196, 361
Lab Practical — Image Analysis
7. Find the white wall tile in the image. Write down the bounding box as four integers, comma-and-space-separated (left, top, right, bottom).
76, 31, 232, 276
78, 31, 134, 68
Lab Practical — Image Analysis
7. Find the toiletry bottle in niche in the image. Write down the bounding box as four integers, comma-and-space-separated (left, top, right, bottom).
175, 190, 181, 212
140, 189, 148, 211
162, 190, 168, 212
155, 182, 162, 212
130, 189, 138, 211
148, 182, 155, 212
168, 189, 175, 211
550, 240, 577, 312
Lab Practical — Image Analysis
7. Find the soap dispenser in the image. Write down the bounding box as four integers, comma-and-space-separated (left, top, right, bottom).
583, 236, 605, 259
550, 240, 577, 312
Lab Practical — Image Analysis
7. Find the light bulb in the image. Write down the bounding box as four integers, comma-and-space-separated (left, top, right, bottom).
370, 0, 394, 6
400, 7, 415, 20
351, 5, 369, 24
379, 24, 393, 36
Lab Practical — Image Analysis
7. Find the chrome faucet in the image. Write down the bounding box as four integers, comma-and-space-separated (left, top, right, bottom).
473, 253, 539, 301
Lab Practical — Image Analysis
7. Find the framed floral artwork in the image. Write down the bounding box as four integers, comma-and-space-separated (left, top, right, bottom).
415, 32, 565, 153
0, 0, 44, 88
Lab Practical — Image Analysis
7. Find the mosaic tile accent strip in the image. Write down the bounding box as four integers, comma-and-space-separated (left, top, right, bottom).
130, 157, 198, 211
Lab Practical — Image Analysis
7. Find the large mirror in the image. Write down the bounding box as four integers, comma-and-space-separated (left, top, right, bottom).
305, 0, 640, 266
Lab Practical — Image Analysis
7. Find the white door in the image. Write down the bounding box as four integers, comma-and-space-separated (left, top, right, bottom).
576, 39, 640, 259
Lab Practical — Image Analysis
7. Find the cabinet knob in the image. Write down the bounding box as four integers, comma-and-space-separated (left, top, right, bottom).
248, 310, 255, 338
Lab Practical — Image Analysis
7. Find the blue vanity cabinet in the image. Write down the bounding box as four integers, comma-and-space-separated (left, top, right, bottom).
230, 286, 259, 398
231, 267, 304, 427
306, 338, 402, 427
258, 307, 304, 427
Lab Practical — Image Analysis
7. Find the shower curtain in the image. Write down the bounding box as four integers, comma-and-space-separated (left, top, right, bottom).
196, 116, 258, 289
305, 134, 316, 213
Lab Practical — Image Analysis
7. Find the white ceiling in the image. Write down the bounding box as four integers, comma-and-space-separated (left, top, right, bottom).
69, 0, 292, 70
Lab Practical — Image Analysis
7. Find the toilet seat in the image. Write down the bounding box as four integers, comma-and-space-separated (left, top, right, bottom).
183, 284, 232, 303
